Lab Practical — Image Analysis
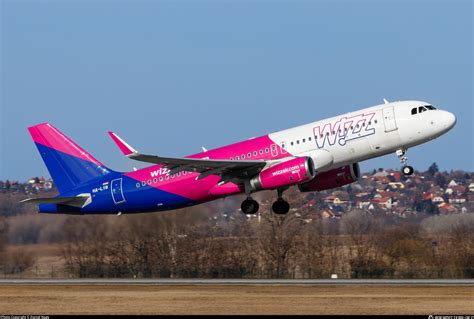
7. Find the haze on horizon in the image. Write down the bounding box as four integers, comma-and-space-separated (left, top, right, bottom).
1, 0, 472, 181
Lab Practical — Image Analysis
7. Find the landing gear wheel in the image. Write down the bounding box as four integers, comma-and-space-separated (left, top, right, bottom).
241, 199, 259, 214
396, 148, 415, 176
272, 199, 290, 215
402, 165, 414, 176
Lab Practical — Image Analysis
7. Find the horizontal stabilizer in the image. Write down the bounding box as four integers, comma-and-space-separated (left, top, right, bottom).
20, 194, 91, 208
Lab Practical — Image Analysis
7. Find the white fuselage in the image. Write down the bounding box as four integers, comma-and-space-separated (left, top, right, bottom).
268, 100, 456, 171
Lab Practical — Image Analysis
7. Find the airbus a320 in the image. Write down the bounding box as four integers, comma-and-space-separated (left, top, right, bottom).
23, 100, 456, 215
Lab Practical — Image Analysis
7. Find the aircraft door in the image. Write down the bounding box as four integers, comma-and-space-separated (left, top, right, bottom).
111, 178, 126, 204
382, 106, 398, 132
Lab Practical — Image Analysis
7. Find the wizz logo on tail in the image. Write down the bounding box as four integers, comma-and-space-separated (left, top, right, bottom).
313, 112, 376, 149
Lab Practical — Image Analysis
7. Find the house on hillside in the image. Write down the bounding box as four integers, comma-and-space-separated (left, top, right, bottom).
438, 202, 457, 214
447, 180, 458, 187
469, 182, 474, 192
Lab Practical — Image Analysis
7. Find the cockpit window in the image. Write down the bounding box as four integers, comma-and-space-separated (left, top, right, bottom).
412, 105, 436, 115
418, 106, 427, 113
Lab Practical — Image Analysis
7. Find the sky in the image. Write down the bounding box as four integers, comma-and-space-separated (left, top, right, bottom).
1, 0, 473, 181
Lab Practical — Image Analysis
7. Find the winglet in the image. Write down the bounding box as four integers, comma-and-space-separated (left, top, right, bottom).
108, 131, 138, 156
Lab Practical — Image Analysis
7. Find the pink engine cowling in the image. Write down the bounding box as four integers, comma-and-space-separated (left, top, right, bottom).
250, 157, 316, 191
298, 163, 360, 192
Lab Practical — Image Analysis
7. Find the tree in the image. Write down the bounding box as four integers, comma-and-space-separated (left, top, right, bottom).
428, 162, 439, 176
341, 209, 389, 278
0, 217, 7, 258
258, 210, 307, 278
435, 173, 447, 188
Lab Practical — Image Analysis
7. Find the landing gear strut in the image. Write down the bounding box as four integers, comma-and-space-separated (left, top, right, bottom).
396, 148, 414, 176
240, 180, 259, 215
272, 188, 290, 215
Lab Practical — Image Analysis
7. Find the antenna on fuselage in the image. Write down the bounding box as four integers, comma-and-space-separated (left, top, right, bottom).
202, 146, 208, 152
383, 98, 389, 104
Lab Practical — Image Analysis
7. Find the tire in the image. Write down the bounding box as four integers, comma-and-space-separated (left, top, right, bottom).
241, 199, 259, 214
402, 165, 414, 176
272, 199, 290, 215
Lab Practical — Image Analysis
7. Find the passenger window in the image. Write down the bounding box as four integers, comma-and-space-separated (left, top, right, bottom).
247, 152, 251, 158
153, 178, 158, 183
297, 140, 299, 144
411, 108, 417, 115
259, 150, 263, 154
308, 137, 311, 141
136, 183, 140, 188
159, 177, 163, 181
253, 151, 257, 156
241, 155, 245, 159
265, 148, 269, 153
302, 138, 306, 143
147, 180, 152, 184
141, 181, 146, 186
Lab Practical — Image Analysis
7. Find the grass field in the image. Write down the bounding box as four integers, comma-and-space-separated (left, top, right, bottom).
0, 285, 472, 315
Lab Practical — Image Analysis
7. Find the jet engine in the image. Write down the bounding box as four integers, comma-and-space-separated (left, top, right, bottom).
250, 157, 315, 191
297, 163, 360, 192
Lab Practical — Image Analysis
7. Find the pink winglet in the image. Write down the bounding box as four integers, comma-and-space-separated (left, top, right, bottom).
108, 131, 136, 156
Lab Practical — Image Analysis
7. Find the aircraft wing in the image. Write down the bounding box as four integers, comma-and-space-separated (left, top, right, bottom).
108, 132, 268, 182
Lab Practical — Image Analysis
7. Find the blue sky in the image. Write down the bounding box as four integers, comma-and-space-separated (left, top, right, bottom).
1, 0, 472, 181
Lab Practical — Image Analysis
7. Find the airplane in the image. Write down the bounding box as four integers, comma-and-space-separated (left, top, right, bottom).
22, 100, 456, 215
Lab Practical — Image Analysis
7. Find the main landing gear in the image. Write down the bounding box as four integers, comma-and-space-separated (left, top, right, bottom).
241, 180, 259, 215
272, 188, 290, 215
396, 148, 414, 176
239, 184, 290, 215
241, 198, 259, 215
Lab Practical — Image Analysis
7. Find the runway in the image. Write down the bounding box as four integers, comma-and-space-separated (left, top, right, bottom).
0, 278, 472, 285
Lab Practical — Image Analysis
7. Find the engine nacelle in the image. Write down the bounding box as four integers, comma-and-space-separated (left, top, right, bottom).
298, 163, 360, 192
250, 157, 315, 191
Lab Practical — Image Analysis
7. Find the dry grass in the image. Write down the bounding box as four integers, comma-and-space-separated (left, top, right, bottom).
0, 285, 472, 315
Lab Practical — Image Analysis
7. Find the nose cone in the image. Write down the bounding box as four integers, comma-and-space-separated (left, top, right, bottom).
441, 111, 457, 132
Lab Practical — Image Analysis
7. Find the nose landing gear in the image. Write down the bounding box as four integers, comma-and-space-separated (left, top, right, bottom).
396, 148, 414, 176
